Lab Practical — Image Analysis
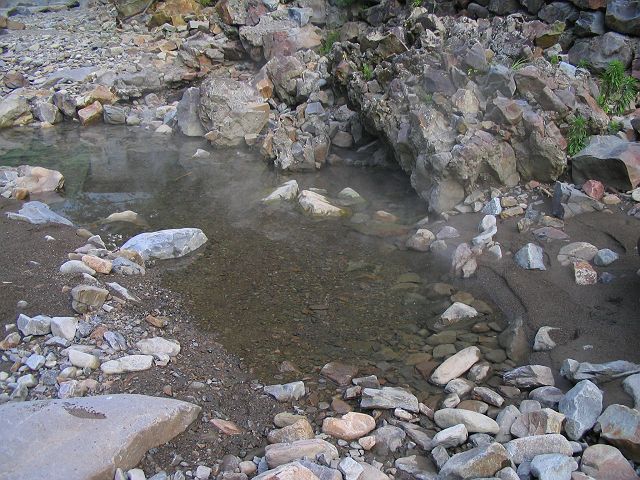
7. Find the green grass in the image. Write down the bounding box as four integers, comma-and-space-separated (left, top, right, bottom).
411, 0, 423, 7
608, 120, 622, 134
577, 59, 591, 70
567, 116, 589, 156
510, 57, 528, 70
362, 63, 373, 81
198, 0, 213, 6
597, 60, 638, 115
319, 30, 339, 56
550, 55, 560, 65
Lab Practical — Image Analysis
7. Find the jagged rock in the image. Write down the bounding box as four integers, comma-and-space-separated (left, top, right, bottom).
33, 101, 62, 124
176, 87, 205, 137
373, 425, 406, 454
432, 424, 468, 448
498, 317, 529, 362
50, 317, 78, 341
439, 443, 510, 479
71, 285, 109, 314
0, 95, 31, 128
103, 105, 126, 125
533, 327, 558, 351
529, 386, 565, 409
574, 260, 597, 285
605, 0, 640, 36
559, 380, 602, 440
361, 387, 419, 412
568, 32, 633, 73
510, 408, 565, 438
581, 444, 640, 480
298, 191, 345, 217
434, 408, 500, 434
430, 346, 481, 386
505, 434, 573, 464
7, 201, 73, 226
495, 404, 521, 443
538, 1, 578, 23
264, 439, 338, 468
594, 249, 619, 266
557, 242, 598, 266
503, 365, 555, 388
268, 419, 315, 444
572, 136, 640, 191
575, 11, 606, 37
561, 359, 640, 383
437, 303, 478, 329
320, 362, 358, 386
199, 77, 269, 147
406, 229, 435, 251
0, 394, 200, 480
17, 314, 51, 336
121, 228, 208, 261
514, 243, 546, 270
395, 455, 438, 479
596, 404, 640, 461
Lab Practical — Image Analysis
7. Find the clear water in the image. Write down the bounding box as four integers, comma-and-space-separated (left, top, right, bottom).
0, 124, 472, 388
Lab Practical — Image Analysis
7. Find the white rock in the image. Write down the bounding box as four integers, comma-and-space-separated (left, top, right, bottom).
59, 260, 96, 275
121, 228, 208, 260
430, 346, 481, 386
68, 350, 100, 370
50, 317, 79, 341
101, 355, 154, 374
533, 327, 558, 352
298, 190, 345, 217
432, 423, 468, 448
136, 337, 181, 357
262, 180, 299, 203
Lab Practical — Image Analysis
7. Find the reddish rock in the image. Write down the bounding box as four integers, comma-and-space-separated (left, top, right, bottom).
581, 444, 640, 480
86, 85, 117, 105
574, 261, 597, 286
78, 101, 103, 126
597, 404, 640, 462
582, 179, 605, 200
211, 418, 243, 435
320, 361, 358, 386
322, 412, 376, 441
3, 72, 28, 89
82, 255, 112, 274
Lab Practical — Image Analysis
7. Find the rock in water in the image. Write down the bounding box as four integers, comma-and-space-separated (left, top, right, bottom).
430, 346, 481, 386
7, 201, 73, 226
298, 190, 346, 217
0, 394, 200, 480
121, 228, 208, 260
262, 180, 299, 203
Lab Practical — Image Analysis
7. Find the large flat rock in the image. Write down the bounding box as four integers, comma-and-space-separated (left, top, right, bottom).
0, 394, 201, 480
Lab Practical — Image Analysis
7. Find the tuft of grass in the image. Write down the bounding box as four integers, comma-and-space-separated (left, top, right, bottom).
567, 115, 589, 156
607, 120, 622, 134
412, 0, 423, 6
362, 63, 373, 81
550, 55, 561, 65
319, 30, 339, 56
511, 57, 528, 70
198, 0, 213, 6
597, 60, 638, 115
577, 59, 591, 70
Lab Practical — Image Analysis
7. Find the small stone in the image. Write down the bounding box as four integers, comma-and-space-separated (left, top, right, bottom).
431, 346, 481, 386
533, 327, 558, 352
514, 243, 546, 270
594, 248, 619, 266
100, 355, 154, 374
434, 408, 500, 434
322, 412, 376, 441
338, 457, 363, 480
582, 180, 605, 200
503, 365, 555, 388
68, 350, 100, 370
320, 362, 358, 386
264, 381, 305, 402
432, 423, 468, 448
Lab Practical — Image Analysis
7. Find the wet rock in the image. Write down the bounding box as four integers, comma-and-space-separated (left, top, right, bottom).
559, 380, 602, 440
103, 105, 126, 125
605, 0, 640, 36
262, 180, 299, 203
322, 412, 376, 441
623, 374, 640, 408
121, 228, 208, 261
0, 394, 200, 480
596, 404, 640, 461
71, 285, 108, 314
361, 387, 419, 412
434, 408, 500, 434
320, 362, 358, 386
505, 434, 573, 464
268, 419, 314, 444
0, 95, 31, 128
264, 381, 305, 402
136, 337, 181, 357
503, 365, 555, 388
581, 444, 640, 480
100, 355, 154, 374
430, 346, 481, 386
530, 453, 578, 480
264, 439, 338, 468
568, 32, 633, 73
594, 249, 619, 266
176, 87, 205, 137
298, 191, 346, 217
7, 201, 73, 226
533, 327, 558, 351
514, 243, 546, 270
406, 229, 435, 252
439, 442, 510, 479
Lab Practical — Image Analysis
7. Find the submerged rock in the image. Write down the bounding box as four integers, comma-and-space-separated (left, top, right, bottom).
7, 201, 73, 226
298, 190, 346, 217
0, 394, 200, 480
121, 228, 208, 260
262, 180, 299, 203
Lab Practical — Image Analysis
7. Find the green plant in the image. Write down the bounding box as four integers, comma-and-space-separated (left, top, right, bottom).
422, 92, 433, 104
362, 63, 373, 81
567, 115, 589, 156
550, 55, 561, 65
597, 60, 638, 115
608, 120, 622, 134
510, 57, 528, 70
577, 59, 591, 70
411, 0, 423, 7
198, 0, 213, 6
319, 30, 339, 56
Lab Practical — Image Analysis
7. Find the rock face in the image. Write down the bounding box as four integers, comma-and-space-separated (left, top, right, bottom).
199, 76, 269, 146
0, 394, 201, 480
121, 228, 208, 260
571, 136, 640, 191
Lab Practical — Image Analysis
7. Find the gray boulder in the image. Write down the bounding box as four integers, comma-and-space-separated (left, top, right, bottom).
176, 87, 205, 137
0, 95, 31, 128
605, 0, 640, 36
568, 32, 633, 73
572, 136, 640, 191
0, 394, 200, 480
121, 228, 208, 261
7, 201, 73, 226
514, 243, 546, 270
574, 11, 605, 37
439, 442, 510, 479
558, 380, 603, 440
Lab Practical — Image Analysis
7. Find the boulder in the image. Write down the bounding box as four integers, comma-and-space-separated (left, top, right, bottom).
0, 95, 31, 128
199, 77, 269, 147
264, 439, 338, 468
298, 191, 346, 217
17, 314, 51, 336
77, 101, 103, 126
430, 346, 481, 385
510, 408, 565, 438
322, 412, 376, 441
121, 228, 208, 261
581, 444, 640, 480
438, 443, 510, 479
50, 317, 78, 341
7, 201, 73, 226
559, 380, 602, 440
572, 136, 640, 191
0, 394, 200, 480
605, 0, 640, 36
262, 180, 299, 203
434, 408, 500, 434
176, 87, 205, 137
568, 32, 633, 73
575, 11, 606, 37
596, 404, 640, 461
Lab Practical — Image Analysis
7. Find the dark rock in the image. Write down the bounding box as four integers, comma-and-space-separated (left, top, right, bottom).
574, 11, 605, 37
538, 2, 579, 24
568, 32, 633, 73
606, 0, 640, 36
